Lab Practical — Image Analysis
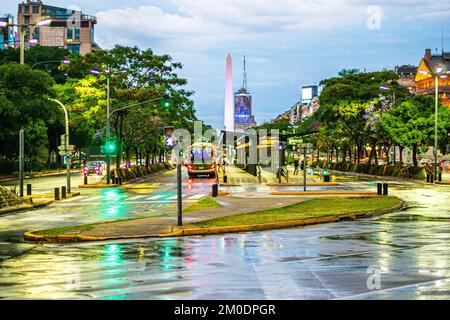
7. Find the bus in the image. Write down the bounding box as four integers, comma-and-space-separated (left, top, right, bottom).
185, 142, 217, 178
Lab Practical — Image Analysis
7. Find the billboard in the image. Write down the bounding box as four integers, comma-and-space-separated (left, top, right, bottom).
234, 93, 252, 123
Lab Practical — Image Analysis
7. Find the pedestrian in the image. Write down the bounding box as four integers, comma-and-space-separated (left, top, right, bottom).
293, 159, 299, 175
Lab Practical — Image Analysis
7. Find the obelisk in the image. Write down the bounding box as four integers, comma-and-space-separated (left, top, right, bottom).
224, 53, 234, 132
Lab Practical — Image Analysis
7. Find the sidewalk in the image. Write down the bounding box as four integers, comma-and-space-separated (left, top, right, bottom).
221, 165, 321, 185
0, 169, 80, 183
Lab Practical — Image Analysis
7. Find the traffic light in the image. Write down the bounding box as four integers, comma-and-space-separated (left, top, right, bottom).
161, 94, 172, 109
105, 141, 116, 153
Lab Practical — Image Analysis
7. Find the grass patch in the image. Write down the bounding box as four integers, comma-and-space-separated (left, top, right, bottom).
184, 197, 222, 213
191, 196, 402, 228
33, 214, 167, 236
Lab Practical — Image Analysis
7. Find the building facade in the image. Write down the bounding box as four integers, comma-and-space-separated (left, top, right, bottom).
234, 57, 256, 132
415, 49, 450, 107
17, 0, 98, 55
394, 64, 417, 93
301, 85, 318, 104
0, 14, 16, 49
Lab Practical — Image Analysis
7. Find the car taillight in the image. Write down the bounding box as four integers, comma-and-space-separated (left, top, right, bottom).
187, 164, 193, 169
210, 164, 215, 169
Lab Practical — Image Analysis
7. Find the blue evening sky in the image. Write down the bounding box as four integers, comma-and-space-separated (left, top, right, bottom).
1, 0, 450, 129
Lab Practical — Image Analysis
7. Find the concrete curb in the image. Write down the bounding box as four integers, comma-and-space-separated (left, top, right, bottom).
0, 199, 53, 215
78, 184, 119, 188
435, 181, 450, 185
23, 199, 403, 242
271, 191, 378, 196
162, 200, 404, 237
25, 192, 80, 199
266, 182, 340, 187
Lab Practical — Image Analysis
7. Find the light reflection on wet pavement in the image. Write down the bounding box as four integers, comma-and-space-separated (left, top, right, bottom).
0, 174, 450, 299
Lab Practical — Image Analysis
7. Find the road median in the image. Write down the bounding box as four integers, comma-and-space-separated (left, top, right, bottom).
23, 196, 403, 242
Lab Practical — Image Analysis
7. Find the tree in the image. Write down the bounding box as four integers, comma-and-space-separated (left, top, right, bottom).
0, 63, 58, 169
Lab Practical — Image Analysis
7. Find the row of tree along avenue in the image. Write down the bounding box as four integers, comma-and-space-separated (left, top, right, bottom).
0, 45, 204, 174
263, 69, 450, 171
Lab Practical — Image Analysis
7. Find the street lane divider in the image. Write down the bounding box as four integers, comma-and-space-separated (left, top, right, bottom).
23, 200, 403, 243
270, 190, 377, 196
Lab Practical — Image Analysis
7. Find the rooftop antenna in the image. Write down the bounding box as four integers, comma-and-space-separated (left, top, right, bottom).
243, 55, 247, 92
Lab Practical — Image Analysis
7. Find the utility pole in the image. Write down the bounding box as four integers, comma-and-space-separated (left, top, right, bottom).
106, 73, 111, 184
303, 146, 307, 192
177, 150, 183, 227
434, 74, 439, 181
19, 129, 24, 197
19, 26, 25, 65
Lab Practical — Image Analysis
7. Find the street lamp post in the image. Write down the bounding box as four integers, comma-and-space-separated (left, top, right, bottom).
31, 58, 70, 70
104, 96, 170, 184
0, 19, 52, 65
90, 68, 127, 184
380, 84, 397, 164
50, 98, 71, 193
419, 66, 446, 181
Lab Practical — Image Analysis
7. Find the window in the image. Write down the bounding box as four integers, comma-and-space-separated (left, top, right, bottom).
67, 44, 80, 55
33, 27, 39, 40
32, 6, 39, 14
25, 6, 30, 13
74, 28, 80, 40
18, 6, 22, 14
67, 28, 73, 40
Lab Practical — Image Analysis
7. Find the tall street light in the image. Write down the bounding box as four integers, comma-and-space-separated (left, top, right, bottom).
380, 83, 397, 164
90, 68, 127, 184
103, 95, 171, 184
0, 18, 52, 64
31, 58, 70, 70
50, 98, 71, 193
418, 65, 446, 180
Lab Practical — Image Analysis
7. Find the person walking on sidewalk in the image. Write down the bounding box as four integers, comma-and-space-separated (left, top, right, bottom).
293, 159, 299, 175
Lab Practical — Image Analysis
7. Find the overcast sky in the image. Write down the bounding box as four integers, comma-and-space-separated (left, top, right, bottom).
1, 0, 450, 128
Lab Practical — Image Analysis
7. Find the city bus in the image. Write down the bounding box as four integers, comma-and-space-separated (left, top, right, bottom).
185, 142, 217, 178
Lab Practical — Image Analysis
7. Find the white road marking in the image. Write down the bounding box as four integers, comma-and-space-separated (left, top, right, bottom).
126, 195, 147, 201
187, 194, 207, 200
62, 196, 86, 202
81, 195, 103, 202
145, 195, 164, 200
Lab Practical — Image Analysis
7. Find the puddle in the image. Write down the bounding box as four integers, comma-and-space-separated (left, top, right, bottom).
380, 214, 450, 223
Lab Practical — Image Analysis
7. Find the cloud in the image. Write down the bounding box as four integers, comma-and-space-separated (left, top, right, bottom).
95, 0, 367, 51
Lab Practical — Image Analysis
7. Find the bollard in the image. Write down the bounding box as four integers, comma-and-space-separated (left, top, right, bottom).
377, 183, 382, 195
426, 173, 430, 183
54, 187, 60, 200
383, 183, 388, 196
430, 174, 434, 183
84, 175, 88, 185
26, 184, 32, 196
438, 173, 442, 182
223, 175, 228, 183
119, 177, 123, 185
61, 186, 67, 199
212, 183, 219, 197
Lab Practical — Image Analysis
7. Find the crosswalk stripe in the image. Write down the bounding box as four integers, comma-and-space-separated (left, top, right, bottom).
126, 195, 147, 201
167, 195, 178, 200
63, 196, 86, 202
81, 195, 102, 202
187, 194, 206, 200
145, 195, 164, 200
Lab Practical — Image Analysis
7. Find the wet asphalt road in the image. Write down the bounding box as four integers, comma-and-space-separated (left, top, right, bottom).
0, 172, 450, 299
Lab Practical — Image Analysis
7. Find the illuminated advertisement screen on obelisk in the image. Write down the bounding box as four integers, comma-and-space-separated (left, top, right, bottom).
224, 54, 234, 132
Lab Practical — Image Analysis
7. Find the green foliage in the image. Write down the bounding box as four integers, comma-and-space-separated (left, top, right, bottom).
0, 63, 57, 165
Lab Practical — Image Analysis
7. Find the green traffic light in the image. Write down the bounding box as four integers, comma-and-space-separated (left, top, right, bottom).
106, 141, 116, 153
